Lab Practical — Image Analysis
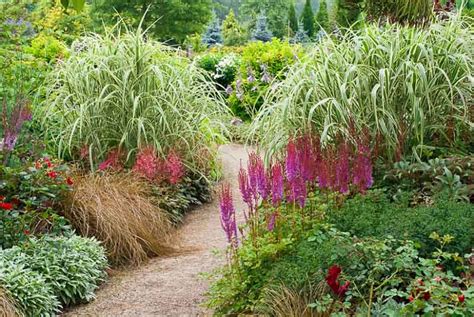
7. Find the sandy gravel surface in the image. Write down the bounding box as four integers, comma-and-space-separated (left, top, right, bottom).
64, 144, 250, 317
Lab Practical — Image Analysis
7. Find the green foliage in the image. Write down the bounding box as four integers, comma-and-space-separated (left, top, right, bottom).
41, 27, 228, 172
222, 10, 247, 46
326, 190, 474, 256
251, 17, 473, 162
288, 2, 299, 34
252, 13, 273, 42
0, 251, 59, 316
240, 0, 290, 38
60, 0, 86, 12
302, 0, 315, 37
93, 0, 213, 44
315, 0, 330, 31
0, 234, 107, 316
336, 0, 362, 27
25, 33, 68, 62
365, 0, 433, 25
0, 157, 73, 249
202, 15, 223, 47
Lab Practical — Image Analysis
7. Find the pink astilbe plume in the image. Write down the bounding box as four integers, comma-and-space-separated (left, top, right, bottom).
285, 140, 298, 182
297, 135, 317, 182
335, 141, 350, 194
238, 165, 253, 215
267, 212, 277, 231
247, 152, 260, 199
133, 146, 161, 181
254, 155, 270, 201
166, 150, 184, 184
219, 183, 238, 246
99, 148, 123, 171
271, 162, 284, 206
288, 177, 307, 208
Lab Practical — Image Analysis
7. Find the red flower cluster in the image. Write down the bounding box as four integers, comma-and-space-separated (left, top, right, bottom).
132, 146, 184, 184
326, 265, 350, 298
0, 195, 14, 210
98, 148, 124, 171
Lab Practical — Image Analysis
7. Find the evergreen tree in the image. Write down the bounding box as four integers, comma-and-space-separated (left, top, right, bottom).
336, 0, 362, 27
302, 0, 315, 37
222, 10, 247, 46
240, 0, 290, 39
252, 12, 273, 42
291, 21, 310, 43
202, 15, 223, 46
288, 2, 298, 35
315, 0, 330, 32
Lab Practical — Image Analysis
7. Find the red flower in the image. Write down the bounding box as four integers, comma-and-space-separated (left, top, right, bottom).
23, 229, 30, 235
423, 292, 431, 301
47, 171, 58, 179
325, 265, 350, 298
458, 294, 465, 303
408, 295, 414, 302
0, 195, 4, 201
0, 202, 14, 210
66, 177, 74, 186
10, 198, 21, 206
166, 151, 184, 184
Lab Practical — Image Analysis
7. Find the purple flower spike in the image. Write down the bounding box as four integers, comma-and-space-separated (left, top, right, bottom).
267, 212, 277, 231
286, 140, 298, 182
238, 165, 253, 213
219, 183, 238, 246
225, 85, 233, 95
271, 162, 284, 206
353, 142, 373, 193
288, 177, 307, 208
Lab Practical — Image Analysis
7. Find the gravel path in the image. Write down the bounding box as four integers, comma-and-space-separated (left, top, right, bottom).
64, 144, 250, 317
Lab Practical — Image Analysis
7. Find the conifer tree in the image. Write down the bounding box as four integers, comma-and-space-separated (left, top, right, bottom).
202, 15, 223, 46
252, 12, 273, 42
302, 0, 315, 37
288, 2, 298, 35
222, 10, 247, 46
291, 21, 310, 43
315, 0, 330, 32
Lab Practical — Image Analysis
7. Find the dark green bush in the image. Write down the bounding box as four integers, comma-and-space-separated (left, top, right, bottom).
326, 191, 474, 256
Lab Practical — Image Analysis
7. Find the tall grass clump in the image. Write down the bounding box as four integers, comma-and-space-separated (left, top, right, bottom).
65, 173, 173, 266
41, 25, 228, 172
251, 15, 473, 161
0, 288, 21, 317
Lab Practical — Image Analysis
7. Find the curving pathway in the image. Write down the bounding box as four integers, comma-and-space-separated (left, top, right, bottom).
64, 144, 250, 317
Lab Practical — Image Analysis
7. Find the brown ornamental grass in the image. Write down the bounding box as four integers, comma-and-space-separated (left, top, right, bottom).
65, 173, 173, 266
0, 288, 21, 317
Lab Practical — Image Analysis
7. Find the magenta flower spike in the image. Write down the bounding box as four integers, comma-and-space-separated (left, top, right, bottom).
247, 152, 260, 200
335, 141, 350, 194
298, 135, 316, 182
353, 142, 373, 193
288, 177, 307, 208
286, 139, 298, 182
219, 183, 238, 246
271, 162, 284, 206
267, 212, 277, 231
238, 165, 253, 213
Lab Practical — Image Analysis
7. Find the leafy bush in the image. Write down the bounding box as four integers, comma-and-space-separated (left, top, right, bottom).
251, 16, 473, 161
26, 33, 68, 62
41, 26, 228, 173
0, 250, 59, 316
19, 235, 108, 306
0, 157, 73, 249
227, 39, 302, 120
365, 0, 433, 25
326, 190, 474, 256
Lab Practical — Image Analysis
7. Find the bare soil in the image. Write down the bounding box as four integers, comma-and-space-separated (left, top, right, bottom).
64, 144, 250, 317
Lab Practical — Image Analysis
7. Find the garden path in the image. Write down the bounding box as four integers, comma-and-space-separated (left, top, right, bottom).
64, 144, 250, 317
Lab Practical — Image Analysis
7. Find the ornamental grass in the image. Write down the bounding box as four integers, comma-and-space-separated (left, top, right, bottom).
0, 288, 21, 317
64, 173, 173, 266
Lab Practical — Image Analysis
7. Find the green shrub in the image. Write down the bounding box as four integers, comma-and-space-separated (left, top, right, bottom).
26, 33, 68, 62
365, 0, 433, 25
251, 16, 473, 161
0, 249, 60, 316
326, 191, 474, 256
41, 26, 228, 172
0, 234, 107, 316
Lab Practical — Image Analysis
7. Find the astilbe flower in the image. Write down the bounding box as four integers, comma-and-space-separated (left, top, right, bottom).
325, 265, 350, 298
271, 162, 284, 206
297, 135, 317, 182
247, 152, 261, 200
166, 151, 184, 184
287, 177, 307, 208
98, 148, 123, 171
352, 141, 373, 193
267, 212, 277, 232
133, 146, 161, 181
238, 165, 253, 214
335, 141, 350, 194
219, 183, 238, 246
253, 154, 270, 200
285, 140, 298, 182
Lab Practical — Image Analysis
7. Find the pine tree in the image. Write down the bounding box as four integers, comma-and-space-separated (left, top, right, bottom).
315, 0, 330, 32
302, 0, 315, 37
222, 10, 247, 46
288, 3, 298, 35
202, 15, 223, 47
252, 12, 273, 42
291, 21, 310, 43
